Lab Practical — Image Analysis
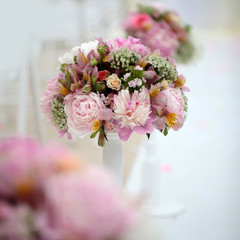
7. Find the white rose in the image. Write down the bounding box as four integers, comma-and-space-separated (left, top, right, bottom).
58, 40, 99, 65
58, 46, 80, 64
80, 40, 99, 56
106, 74, 121, 91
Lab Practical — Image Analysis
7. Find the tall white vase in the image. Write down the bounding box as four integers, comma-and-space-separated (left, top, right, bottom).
102, 133, 124, 186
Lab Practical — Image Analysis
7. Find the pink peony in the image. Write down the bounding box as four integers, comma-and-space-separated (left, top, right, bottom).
36, 168, 137, 240
152, 88, 185, 131
152, 87, 184, 116
65, 92, 105, 137
113, 88, 151, 129
113, 88, 156, 141
107, 36, 151, 57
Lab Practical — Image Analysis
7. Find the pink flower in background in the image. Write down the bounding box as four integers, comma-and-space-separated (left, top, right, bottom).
125, 13, 153, 30
135, 22, 179, 57
0, 202, 35, 240
107, 36, 151, 57
0, 137, 82, 203
65, 92, 105, 137
37, 168, 137, 240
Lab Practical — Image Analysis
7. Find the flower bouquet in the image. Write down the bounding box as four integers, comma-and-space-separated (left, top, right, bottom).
0, 137, 161, 240
123, 4, 195, 63
41, 36, 189, 147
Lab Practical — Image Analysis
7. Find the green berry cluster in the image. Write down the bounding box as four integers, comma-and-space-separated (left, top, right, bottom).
51, 97, 68, 131
146, 55, 178, 82
110, 48, 140, 70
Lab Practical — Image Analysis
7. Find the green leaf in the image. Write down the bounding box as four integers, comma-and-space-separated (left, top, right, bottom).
74, 55, 77, 63
163, 127, 168, 136
60, 64, 69, 72
92, 76, 97, 87
65, 71, 71, 86
146, 133, 150, 139
90, 131, 98, 139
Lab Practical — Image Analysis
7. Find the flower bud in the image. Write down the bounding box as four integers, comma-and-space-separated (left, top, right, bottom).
81, 84, 91, 94
89, 58, 98, 66
97, 45, 109, 55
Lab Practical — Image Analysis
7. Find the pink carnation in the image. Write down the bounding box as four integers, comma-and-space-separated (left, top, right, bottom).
37, 168, 137, 240
65, 92, 105, 137
40, 77, 60, 123
107, 36, 151, 57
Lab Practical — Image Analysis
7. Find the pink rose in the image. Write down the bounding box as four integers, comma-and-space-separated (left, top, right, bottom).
131, 13, 153, 30
65, 92, 105, 137
152, 87, 184, 116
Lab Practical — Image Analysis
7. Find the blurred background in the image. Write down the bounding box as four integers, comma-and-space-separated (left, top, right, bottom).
0, 0, 240, 239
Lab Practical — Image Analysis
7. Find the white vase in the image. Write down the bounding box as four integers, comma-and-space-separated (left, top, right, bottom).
102, 133, 124, 186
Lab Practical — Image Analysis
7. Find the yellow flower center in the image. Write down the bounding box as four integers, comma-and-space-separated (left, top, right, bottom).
166, 113, 178, 128
175, 76, 186, 88
103, 55, 111, 62
59, 86, 71, 96
92, 120, 101, 132
149, 86, 160, 98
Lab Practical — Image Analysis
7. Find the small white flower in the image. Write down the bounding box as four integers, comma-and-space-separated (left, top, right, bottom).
135, 78, 142, 87
134, 65, 143, 70
123, 72, 131, 81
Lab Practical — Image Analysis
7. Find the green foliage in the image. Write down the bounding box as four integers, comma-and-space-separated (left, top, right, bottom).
175, 40, 195, 64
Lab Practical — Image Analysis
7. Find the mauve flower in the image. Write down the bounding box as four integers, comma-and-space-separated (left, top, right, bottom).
36, 168, 137, 240
65, 92, 105, 137
0, 202, 36, 240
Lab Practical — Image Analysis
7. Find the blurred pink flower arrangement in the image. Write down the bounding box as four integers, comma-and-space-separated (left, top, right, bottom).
41, 36, 189, 146
0, 137, 141, 240
123, 4, 195, 63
